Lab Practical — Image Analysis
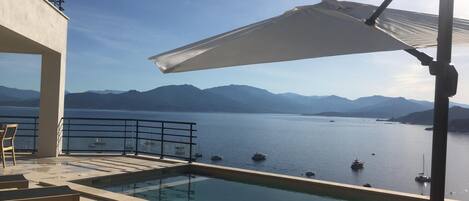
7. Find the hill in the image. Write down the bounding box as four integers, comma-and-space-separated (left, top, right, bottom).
392, 106, 469, 132
1, 84, 468, 118
315, 97, 431, 118
0, 86, 40, 100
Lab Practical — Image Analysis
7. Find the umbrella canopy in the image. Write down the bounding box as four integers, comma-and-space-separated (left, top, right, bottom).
149, 0, 469, 73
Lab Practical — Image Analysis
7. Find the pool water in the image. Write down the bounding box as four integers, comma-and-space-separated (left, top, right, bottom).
93, 174, 346, 201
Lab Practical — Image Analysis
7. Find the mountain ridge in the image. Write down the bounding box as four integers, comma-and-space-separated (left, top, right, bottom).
1, 85, 468, 118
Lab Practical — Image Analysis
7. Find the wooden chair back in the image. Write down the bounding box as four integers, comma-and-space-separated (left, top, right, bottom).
1, 124, 18, 140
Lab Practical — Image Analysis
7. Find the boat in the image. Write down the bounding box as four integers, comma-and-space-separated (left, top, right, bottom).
251, 153, 267, 161
93, 138, 106, 146
88, 138, 105, 148
415, 154, 431, 183
211, 155, 223, 161
305, 171, 315, 177
424, 127, 433, 131
194, 153, 203, 158
351, 159, 364, 170
329, 120, 335, 123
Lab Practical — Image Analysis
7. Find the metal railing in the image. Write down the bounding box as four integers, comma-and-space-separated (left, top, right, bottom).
48, 0, 65, 11
0, 116, 39, 153
0, 116, 197, 162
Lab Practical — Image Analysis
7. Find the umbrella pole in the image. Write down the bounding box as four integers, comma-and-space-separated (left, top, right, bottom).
430, 0, 454, 200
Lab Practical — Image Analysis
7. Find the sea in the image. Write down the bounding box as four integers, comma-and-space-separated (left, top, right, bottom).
1, 106, 469, 200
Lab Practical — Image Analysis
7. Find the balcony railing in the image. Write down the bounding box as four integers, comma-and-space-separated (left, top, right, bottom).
0, 116, 39, 153
48, 0, 65, 11
0, 116, 197, 162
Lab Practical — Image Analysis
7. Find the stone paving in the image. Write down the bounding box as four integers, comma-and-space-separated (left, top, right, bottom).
0, 154, 182, 200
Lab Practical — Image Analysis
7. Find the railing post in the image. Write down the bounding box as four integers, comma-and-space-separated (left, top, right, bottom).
66, 119, 71, 154
189, 124, 193, 163
160, 122, 164, 159
32, 118, 37, 154
135, 120, 139, 155
123, 120, 127, 155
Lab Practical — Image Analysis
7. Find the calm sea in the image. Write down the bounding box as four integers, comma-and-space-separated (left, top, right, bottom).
1, 106, 469, 200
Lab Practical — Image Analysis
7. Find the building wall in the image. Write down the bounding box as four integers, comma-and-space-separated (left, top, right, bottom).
0, 0, 68, 53
0, 0, 69, 157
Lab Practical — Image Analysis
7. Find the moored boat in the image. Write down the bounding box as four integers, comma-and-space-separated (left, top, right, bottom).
351, 159, 364, 170
251, 153, 267, 161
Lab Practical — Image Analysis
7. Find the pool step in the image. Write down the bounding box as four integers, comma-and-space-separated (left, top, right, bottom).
121, 176, 210, 195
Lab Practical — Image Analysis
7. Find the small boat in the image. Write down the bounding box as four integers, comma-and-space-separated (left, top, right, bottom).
329, 120, 335, 123
194, 153, 203, 158
211, 155, 223, 161
363, 183, 372, 188
251, 153, 267, 161
305, 171, 315, 177
415, 174, 431, 183
424, 127, 433, 131
351, 159, 364, 170
93, 138, 106, 146
415, 154, 431, 183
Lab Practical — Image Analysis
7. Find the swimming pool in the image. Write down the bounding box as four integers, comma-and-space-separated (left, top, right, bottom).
71, 163, 427, 201
86, 173, 346, 201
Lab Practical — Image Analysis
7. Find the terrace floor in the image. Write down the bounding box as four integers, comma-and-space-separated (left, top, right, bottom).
0, 154, 445, 201
0, 154, 185, 200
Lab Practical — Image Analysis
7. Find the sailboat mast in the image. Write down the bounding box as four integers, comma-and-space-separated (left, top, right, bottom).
423, 154, 425, 174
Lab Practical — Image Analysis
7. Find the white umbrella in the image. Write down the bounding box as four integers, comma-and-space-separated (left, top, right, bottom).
149, 0, 468, 200
149, 0, 469, 73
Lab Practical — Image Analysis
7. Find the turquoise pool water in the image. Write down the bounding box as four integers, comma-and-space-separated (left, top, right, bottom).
92, 174, 346, 201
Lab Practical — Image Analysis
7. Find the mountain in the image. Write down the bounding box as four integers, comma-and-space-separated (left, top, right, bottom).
316, 97, 432, 118
450, 119, 469, 132
348, 97, 430, 118
278, 93, 324, 107
1, 84, 468, 118
393, 106, 469, 125
410, 99, 469, 109
310, 95, 358, 113
206, 86, 355, 114
86, 90, 126, 95
353, 95, 394, 107
392, 106, 469, 132
66, 85, 253, 112
205, 85, 305, 113
0, 86, 40, 100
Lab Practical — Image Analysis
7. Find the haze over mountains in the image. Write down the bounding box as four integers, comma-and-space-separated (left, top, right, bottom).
1, 85, 468, 119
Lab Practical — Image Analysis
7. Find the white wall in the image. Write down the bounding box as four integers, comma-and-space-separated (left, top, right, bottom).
0, 0, 69, 157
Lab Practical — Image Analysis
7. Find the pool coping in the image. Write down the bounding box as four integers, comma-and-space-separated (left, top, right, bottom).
189, 162, 446, 201
38, 155, 457, 201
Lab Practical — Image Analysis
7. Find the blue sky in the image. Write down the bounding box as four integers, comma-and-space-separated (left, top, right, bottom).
1, 0, 469, 103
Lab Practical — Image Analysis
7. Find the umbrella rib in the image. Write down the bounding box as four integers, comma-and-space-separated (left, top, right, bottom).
365, 0, 393, 26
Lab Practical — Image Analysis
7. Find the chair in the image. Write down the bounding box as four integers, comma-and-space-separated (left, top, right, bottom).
1, 124, 18, 168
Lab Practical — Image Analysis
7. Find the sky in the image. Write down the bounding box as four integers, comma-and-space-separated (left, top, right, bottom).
1, 0, 469, 103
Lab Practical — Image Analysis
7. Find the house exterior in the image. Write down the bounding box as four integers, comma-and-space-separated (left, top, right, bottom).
0, 0, 68, 157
